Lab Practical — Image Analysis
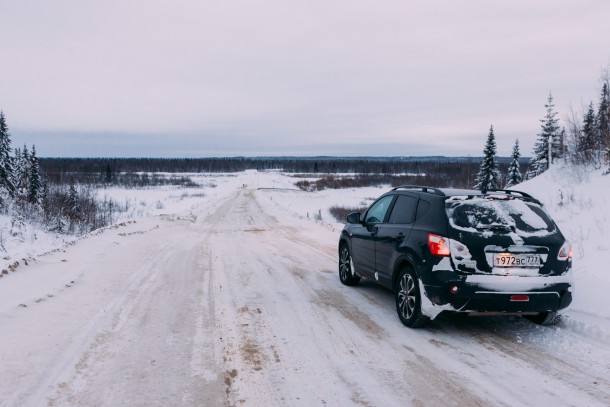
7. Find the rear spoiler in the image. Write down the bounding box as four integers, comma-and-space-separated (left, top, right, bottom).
483, 189, 543, 206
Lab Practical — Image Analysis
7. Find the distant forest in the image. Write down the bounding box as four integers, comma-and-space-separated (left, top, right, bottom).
39, 156, 523, 189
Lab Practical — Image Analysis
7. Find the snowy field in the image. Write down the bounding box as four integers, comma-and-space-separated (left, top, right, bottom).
0, 167, 609, 406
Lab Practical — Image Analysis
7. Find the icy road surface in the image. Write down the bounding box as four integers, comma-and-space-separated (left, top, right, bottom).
1, 179, 609, 406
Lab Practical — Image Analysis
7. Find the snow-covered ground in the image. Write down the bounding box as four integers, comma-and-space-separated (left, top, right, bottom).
0, 167, 609, 406
514, 165, 610, 329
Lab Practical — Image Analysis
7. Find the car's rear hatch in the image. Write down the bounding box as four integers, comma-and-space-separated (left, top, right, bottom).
445, 195, 567, 276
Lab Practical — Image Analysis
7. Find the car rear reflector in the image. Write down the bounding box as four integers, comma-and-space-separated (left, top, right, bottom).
510, 295, 529, 302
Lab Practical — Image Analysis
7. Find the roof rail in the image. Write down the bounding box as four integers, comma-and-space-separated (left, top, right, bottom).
483, 189, 543, 205
392, 185, 445, 196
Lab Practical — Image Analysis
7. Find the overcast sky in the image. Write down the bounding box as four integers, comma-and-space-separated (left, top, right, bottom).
1, 0, 610, 158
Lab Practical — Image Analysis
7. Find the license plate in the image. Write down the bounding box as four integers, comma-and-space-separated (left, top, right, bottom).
493, 253, 540, 268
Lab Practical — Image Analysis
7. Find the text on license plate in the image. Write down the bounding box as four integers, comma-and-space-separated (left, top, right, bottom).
493, 253, 540, 267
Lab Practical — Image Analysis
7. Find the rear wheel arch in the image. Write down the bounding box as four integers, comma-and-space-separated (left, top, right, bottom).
392, 258, 418, 291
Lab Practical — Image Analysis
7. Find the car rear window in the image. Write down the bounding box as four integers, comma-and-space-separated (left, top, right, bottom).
446, 197, 556, 236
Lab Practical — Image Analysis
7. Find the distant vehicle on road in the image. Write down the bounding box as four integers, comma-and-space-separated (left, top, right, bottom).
338, 186, 573, 328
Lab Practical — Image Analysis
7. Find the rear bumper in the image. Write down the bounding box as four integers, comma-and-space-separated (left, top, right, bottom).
422, 270, 574, 314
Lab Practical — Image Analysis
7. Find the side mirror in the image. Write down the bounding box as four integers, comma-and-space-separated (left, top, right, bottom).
346, 212, 361, 224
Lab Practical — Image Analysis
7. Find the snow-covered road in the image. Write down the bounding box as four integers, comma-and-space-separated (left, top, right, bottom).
1, 177, 609, 406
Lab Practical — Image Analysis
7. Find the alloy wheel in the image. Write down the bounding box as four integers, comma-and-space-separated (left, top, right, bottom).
339, 247, 351, 282
398, 273, 417, 320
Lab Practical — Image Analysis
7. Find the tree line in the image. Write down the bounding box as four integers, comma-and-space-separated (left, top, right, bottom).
39, 156, 515, 189
0, 112, 43, 206
475, 68, 610, 192
0, 112, 123, 236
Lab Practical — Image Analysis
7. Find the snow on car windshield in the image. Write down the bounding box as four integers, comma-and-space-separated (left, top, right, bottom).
446, 197, 555, 237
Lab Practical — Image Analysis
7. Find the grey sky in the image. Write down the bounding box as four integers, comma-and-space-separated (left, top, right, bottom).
1, 0, 610, 157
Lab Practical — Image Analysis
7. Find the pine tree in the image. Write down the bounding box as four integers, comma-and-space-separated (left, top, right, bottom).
527, 94, 561, 178
474, 125, 500, 192
105, 162, 112, 184
505, 140, 522, 188
558, 127, 566, 160
580, 102, 597, 164
28, 145, 42, 204
0, 111, 15, 197
12, 146, 22, 193
41, 178, 49, 202
67, 181, 80, 220
40, 178, 50, 219
597, 83, 610, 165
14, 144, 31, 201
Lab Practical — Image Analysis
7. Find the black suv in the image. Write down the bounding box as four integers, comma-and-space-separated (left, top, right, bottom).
338, 186, 573, 328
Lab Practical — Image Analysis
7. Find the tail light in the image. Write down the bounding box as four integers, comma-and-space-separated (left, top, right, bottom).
428, 234, 450, 257
558, 241, 573, 260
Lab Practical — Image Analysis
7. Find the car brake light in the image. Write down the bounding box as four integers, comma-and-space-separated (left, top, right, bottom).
558, 241, 573, 260
428, 234, 450, 257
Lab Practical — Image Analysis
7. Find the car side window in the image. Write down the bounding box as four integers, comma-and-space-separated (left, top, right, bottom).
388, 195, 418, 224
365, 195, 394, 224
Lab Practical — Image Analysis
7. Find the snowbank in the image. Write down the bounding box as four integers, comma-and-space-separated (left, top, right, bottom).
511, 164, 610, 325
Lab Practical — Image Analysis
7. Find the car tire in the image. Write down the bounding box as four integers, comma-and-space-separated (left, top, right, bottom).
338, 244, 360, 286
395, 267, 429, 328
524, 312, 561, 325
